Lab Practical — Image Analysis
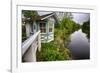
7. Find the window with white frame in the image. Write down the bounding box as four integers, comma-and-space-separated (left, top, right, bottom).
39, 23, 46, 33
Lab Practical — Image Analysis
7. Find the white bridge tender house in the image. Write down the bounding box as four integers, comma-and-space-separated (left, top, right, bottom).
22, 11, 72, 62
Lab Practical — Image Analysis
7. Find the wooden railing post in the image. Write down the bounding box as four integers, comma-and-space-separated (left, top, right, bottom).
38, 31, 41, 52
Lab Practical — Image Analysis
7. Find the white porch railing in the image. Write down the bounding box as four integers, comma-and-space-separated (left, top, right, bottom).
22, 30, 41, 62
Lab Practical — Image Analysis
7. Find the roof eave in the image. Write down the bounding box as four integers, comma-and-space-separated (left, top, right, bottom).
41, 13, 55, 20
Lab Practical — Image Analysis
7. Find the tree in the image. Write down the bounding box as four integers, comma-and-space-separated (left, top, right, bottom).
65, 12, 73, 19
22, 10, 38, 24
82, 20, 90, 38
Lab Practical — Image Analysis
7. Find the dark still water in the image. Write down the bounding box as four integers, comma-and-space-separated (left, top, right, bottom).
68, 29, 90, 60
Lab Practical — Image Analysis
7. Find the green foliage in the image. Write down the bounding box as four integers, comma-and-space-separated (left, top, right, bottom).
58, 17, 80, 33
37, 42, 71, 61
82, 20, 90, 38
22, 25, 26, 42
54, 16, 80, 48
22, 10, 38, 23
22, 10, 38, 19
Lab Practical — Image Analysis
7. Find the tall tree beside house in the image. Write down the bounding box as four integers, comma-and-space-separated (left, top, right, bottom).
22, 10, 38, 24
65, 12, 73, 19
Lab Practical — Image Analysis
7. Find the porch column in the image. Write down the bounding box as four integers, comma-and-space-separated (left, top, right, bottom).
25, 23, 31, 38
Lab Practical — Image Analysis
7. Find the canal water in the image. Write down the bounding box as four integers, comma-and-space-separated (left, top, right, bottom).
68, 29, 90, 60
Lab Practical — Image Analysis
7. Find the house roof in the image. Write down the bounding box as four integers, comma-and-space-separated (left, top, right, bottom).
37, 12, 53, 16
37, 12, 55, 20
36, 12, 59, 24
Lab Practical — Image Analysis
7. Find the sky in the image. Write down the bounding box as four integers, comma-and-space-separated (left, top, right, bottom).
72, 13, 90, 25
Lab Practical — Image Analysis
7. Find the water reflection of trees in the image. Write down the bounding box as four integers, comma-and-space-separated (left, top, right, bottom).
82, 20, 90, 39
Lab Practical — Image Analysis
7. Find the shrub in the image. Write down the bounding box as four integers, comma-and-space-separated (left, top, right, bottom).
37, 43, 71, 61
